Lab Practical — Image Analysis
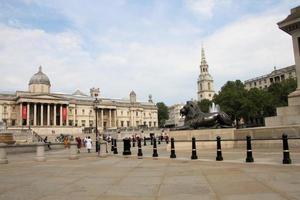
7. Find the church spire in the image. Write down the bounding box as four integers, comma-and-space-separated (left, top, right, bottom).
201, 46, 208, 66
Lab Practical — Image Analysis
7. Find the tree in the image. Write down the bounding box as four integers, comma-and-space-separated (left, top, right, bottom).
156, 102, 169, 127
213, 80, 248, 125
267, 78, 297, 107
197, 99, 212, 113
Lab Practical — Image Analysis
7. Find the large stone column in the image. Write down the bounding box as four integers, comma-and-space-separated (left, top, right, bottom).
265, 6, 300, 126
19, 103, 23, 126
114, 110, 117, 128
60, 105, 63, 126
33, 103, 37, 126
109, 109, 112, 128
73, 107, 76, 126
66, 106, 69, 126
100, 109, 103, 128
278, 6, 300, 105
47, 104, 50, 126
53, 104, 56, 126
27, 103, 30, 126
41, 104, 43, 126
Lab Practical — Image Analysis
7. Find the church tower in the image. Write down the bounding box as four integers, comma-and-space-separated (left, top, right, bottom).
197, 47, 215, 101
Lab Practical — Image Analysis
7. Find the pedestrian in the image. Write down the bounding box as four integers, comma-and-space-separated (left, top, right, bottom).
86, 136, 92, 153
64, 136, 69, 148
76, 137, 82, 153
43, 136, 51, 150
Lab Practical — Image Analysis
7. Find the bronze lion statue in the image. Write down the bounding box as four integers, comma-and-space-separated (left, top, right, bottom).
179, 101, 233, 129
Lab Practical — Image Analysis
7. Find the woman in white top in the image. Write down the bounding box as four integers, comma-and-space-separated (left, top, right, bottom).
86, 136, 92, 153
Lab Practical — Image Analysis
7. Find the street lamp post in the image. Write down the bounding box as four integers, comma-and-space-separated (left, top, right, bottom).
94, 98, 100, 154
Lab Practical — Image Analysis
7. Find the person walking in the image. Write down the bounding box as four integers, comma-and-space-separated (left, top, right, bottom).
76, 137, 82, 153
86, 136, 92, 153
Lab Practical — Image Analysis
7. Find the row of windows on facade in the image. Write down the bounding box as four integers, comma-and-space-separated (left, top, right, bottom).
69, 108, 153, 117
68, 120, 156, 127
200, 93, 212, 98
201, 68, 208, 73
247, 73, 293, 88
200, 82, 211, 91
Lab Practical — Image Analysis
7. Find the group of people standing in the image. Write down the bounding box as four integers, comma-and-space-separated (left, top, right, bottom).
75, 136, 93, 153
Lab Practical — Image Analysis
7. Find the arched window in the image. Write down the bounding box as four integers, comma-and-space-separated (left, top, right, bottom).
208, 82, 211, 90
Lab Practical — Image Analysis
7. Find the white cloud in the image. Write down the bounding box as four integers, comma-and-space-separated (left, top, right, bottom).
185, 0, 220, 18
203, 11, 294, 92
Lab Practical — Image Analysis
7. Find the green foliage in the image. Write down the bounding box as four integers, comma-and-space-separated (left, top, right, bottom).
197, 99, 212, 113
213, 78, 297, 126
156, 102, 169, 127
267, 78, 297, 107
213, 80, 247, 122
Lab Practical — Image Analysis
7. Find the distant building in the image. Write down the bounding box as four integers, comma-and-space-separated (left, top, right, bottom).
0, 66, 158, 135
165, 103, 185, 127
197, 47, 215, 101
244, 65, 296, 90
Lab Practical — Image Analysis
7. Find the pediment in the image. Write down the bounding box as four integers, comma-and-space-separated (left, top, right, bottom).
17, 93, 69, 104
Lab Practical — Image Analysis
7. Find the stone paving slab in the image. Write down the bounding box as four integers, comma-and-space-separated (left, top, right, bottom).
1, 154, 300, 200
2, 144, 300, 200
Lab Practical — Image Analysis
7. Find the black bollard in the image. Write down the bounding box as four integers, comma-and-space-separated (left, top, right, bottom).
111, 139, 114, 152
191, 137, 198, 160
123, 138, 131, 155
151, 137, 153, 145
170, 137, 176, 158
133, 138, 136, 147
158, 138, 161, 145
137, 138, 143, 157
245, 136, 254, 162
152, 138, 158, 157
144, 137, 147, 146
113, 139, 118, 154
282, 134, 292, 164
216, 136, 223, 161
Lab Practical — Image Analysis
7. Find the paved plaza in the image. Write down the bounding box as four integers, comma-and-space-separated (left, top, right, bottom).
1, 143, 300, 200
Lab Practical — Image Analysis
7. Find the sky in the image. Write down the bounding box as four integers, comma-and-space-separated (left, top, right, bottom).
0, 0, 299, 105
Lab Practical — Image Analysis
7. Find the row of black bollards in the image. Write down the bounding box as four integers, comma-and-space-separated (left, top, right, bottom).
112, 134, 292, 164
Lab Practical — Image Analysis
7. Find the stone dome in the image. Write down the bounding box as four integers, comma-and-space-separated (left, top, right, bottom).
29, 66, 51, 86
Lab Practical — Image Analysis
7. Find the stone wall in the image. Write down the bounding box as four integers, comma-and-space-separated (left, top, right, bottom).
167, 126, 300, 150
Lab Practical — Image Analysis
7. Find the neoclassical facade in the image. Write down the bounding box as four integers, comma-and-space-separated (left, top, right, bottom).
0, 67, 158, 134
244, 65, 296, 90
197, 47, 215, 101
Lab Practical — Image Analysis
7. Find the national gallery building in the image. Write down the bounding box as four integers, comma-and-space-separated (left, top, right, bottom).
0, 67, 158, 135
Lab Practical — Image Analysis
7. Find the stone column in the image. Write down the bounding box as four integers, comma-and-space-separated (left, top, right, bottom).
40, 104, 43, 126
47, 104, 50, 126
100, 109, 103, 127
53, 104, 56, 126
60, 105, 63, 126
27, 103, 30, 126
66, 106, 69, 126
33, 103, 37, 126
73, 107, 76, 126
114, 110, 117, 127
19, 103, 23, 126
109, 109, 112, 128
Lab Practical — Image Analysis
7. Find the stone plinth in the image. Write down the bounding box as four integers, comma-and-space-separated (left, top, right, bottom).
266, 6, 300, 127
0, 133, 16, 144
